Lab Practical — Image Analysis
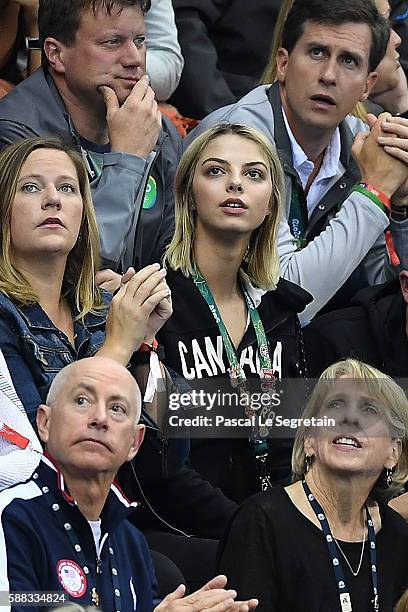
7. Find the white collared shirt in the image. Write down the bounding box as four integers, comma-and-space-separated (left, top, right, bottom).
282, 109, 343, 217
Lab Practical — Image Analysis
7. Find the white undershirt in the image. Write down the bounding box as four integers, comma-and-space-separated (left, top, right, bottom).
282, 108, 343, 217
88, 519, 102, 552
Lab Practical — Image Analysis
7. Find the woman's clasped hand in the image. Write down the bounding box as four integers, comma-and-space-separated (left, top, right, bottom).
100, 263, 172, 364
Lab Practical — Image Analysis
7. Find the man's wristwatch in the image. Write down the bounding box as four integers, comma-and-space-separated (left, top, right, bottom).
25, 37, 41, 51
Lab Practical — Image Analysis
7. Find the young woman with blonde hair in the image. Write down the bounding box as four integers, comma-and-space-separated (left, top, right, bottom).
159, 123, 311, 502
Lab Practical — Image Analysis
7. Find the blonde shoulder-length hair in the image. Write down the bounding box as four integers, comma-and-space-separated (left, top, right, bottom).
292, 359, 408, 498
164, 123, 284, 291
0, 137, 103, 319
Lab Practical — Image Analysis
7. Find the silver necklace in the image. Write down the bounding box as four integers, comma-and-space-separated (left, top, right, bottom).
332, 521, 366, 577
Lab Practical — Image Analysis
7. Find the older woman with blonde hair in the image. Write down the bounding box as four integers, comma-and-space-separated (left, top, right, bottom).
0, 136, 172, 423
158, 122, 311, 502
218, 359, 408, 611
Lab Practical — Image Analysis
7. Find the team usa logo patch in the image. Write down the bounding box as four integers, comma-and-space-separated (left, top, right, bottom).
56, 559, 87, 598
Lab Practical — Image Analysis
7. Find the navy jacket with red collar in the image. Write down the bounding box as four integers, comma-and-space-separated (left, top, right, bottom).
0, 455, 157, 611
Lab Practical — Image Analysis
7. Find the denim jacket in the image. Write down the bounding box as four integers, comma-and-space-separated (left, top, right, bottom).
0, 290, 110, 424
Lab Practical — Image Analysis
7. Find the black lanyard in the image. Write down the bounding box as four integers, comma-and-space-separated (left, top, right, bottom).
36, 473, 123, 610
302, 480, 379, 612
288, 176, 308, 249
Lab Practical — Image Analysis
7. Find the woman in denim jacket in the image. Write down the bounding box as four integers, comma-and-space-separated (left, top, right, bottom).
0, 137, 242, 586
0, 136, 172, 425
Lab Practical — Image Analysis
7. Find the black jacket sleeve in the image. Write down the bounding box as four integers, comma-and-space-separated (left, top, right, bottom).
302, 323, 342, 378
170, 0, 237, 118
217, 496, 279, 611
2, 509, 44, 612
119, 429, 237, 539
136, 462, 238, 539
149, 117, 181, 265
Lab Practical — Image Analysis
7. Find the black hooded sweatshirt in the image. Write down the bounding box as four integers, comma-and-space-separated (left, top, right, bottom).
158, 269, 312, 503
303, 278, 408, 379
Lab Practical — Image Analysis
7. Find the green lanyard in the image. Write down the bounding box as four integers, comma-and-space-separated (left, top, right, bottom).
191, 266, 276, 490
191, 266, 274, 384
192, 266, 276, 490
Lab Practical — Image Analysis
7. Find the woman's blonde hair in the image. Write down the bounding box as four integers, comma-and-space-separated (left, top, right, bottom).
262, 0, 294, 85
396, 590, 408, 612
261, 0, 369, 123
292, 359, 408, 497
0, 137, 103, 319
164, 123, 284, 290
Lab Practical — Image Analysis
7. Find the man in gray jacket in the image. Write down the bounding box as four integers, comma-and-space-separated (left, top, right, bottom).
0, 0, 182, 272
188, 0, 408, 322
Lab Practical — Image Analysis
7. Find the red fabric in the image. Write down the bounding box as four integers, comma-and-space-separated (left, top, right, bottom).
0, 79, 13, 99
159, 102, 199, 138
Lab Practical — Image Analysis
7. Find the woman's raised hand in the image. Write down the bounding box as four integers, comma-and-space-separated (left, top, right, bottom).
98, 264, 172, 365
143, 279, 173, 345
95, 266, 136, 293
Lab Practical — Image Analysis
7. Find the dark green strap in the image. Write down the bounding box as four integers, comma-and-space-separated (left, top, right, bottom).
191, 266, 245, 385
240, 284, 273, 376
288, 176, 308, 249
191, 266, 275, 490
191, 266, 272, 383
